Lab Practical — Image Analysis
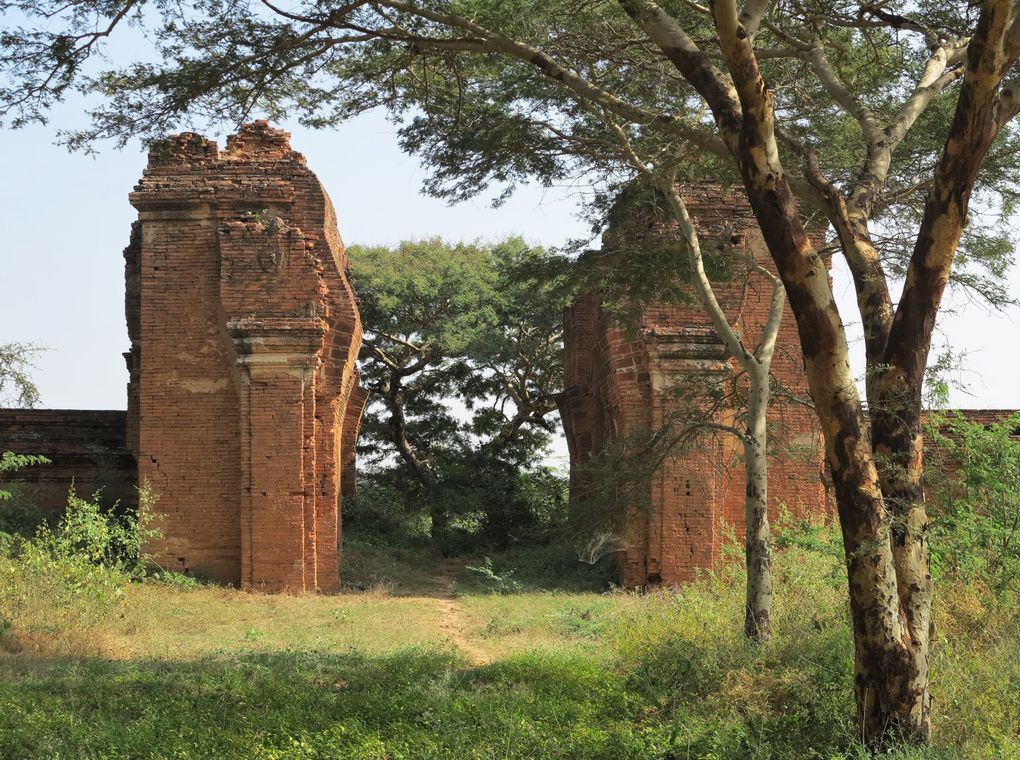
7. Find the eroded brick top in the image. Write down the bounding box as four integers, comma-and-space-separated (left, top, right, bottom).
125, 121, 365, 592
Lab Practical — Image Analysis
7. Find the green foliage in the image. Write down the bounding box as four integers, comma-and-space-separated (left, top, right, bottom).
926, 412, 1020, 590
0, 343, 43, 408
4, 1, 1012, 305
0, 492, 47, 537
0, 450, 49, 503
344, 471, 432, 541
459, 542, 617, 594
352, 463, 570, 554
0, 458, 50, 542
0, 483, 160, 653
461, 556, 523, 595
37, 484, 160, 576
349, 237, 571, 544
0, 451, 51, 536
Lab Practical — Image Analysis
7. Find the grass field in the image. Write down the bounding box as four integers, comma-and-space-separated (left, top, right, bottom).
1, 531, 1017, 759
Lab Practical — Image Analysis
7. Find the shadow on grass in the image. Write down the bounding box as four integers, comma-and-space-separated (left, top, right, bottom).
0, 647, 661, 759
0, 635, 975, 759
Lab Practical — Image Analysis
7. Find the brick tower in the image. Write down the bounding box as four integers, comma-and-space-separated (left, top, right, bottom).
559, 183, 831, 587
124, 121, 367, 591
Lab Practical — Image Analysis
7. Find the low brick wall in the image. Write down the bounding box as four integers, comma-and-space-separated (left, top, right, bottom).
0, 408, 136, 514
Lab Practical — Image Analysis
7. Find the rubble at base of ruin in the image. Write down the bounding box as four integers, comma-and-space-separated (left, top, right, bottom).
122, 121, 367, 592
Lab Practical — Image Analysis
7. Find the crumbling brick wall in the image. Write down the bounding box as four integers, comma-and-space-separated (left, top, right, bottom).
125, 121, 366, 591
560, 183, 831, 587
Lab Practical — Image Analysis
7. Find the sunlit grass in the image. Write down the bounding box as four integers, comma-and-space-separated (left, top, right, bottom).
1, 529, 1017, 759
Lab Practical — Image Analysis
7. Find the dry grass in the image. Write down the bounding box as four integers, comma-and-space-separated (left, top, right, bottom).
97, 584, 458, 660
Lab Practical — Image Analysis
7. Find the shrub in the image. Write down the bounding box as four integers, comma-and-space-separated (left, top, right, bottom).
0, 452, 51, 537
41, 484, 160, 576
0, 484, 160, 654
460, 557, 523, 595
927, 412, 1020, 591
0, 451, 49, 499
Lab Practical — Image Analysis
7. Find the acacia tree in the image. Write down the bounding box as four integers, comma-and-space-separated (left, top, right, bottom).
3, 0, 1020, 744
351, 237, 566, 539
0, 343, 41, 408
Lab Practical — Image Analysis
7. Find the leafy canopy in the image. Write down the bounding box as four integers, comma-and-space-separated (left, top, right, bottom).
348, 237, 570, 541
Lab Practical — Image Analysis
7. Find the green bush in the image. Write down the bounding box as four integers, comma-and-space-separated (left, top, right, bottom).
353, 462, 570, 553
0, 484, 160, 654
460, 556, 523, 595
346, 472, 431, 542
0, 451, 49, 500
0, 451, 50, 536
472, 542, 617, 593
0, 487, 47, 537
40, 484, 160, 575
927, 411, 1020, 591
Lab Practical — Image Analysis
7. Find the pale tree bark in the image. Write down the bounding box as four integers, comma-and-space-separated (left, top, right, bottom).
605, 113, 784, 641
617, 0, 1020, 743
743, 281, 784, 639
705, 0, 927, 737
658, 181, 784, 643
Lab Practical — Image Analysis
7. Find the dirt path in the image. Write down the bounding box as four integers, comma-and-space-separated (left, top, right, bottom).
427, 562, 493, 666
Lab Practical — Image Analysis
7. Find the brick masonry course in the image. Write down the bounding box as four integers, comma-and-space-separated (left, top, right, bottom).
123, 121, 366, 592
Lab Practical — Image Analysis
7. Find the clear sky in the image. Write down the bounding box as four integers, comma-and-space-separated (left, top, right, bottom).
0, 106, 1017, 420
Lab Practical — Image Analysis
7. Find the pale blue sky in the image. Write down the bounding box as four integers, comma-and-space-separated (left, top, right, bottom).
0, 106, 1017, 418
0, 108, 590, 409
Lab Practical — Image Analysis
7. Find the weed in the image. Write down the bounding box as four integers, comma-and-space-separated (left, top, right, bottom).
461, 557, 522, 595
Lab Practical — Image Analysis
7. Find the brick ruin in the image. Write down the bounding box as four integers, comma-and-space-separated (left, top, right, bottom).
121, 122, 367, 591
1, 138, 1016, 594
560, 184, 831, 588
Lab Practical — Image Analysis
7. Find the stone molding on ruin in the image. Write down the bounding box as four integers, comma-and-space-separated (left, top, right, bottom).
124, 121, 366, 592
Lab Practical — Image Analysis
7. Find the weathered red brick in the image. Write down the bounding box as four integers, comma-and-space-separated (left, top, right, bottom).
125, 121, 365, 592
560, 183, 832, 587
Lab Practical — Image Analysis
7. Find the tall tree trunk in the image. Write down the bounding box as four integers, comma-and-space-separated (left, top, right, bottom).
734, 169, 930, 743
868, 373, 933, 740
656, 179, 781, 644
734, 172, 935, 743
858, 0, 1014, 737
743, 363, 772, 641
383, 380, 447, 543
